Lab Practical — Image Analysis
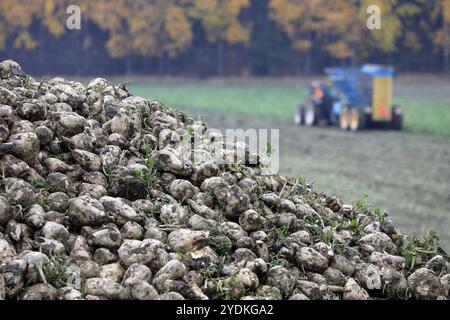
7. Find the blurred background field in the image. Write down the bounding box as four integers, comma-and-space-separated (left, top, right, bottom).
130, 77, 450, 136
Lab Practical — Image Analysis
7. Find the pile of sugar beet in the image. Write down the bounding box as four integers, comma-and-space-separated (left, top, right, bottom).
0, 60, 449, 301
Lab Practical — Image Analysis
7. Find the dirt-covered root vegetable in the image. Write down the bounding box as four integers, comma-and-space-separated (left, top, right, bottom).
295, 247, 329, 273
407, 268, 445, 300
203, 276, 245, 300
99, 263, 125, 283
43, 157, 69, 173
0, 119, 10, 144
6, 179, 36, 207
425, 255, 447, 275
107, 176, 148, 201
49, 84, 86, 110
122, 264, 152, 287
358, 231, 397, 254
0, 196, 13, 226
72, 149, 101, 171
84, 278, 130, 300
186, 199, 219, 221
87, 225, 123, 250
239, 209, 267, 232
354, 263, 382, 290
156, 149, 193, 177
1, 154, 30, 179
188, 214, 216, 231
167, 229, 208, 252
128, 281, 159, 300
35, 126, 54, 146
51, 112, 87, 137
366, 251, 405, 270
67, 196, 107, 227
117, 239, 159, 267
0, 60, 25, 78
236, 268, 259, 291
190, 162, 219, 185
202, 177, 250, 219
23, 204, 46, 229
152, 260, 187, 291
0, 239, 17, 266
343, 278, 370, 300
266, 267, 296, 298
120, 221, 145, 240
7, 132, 39, 164
45, 172, 71, 193
39, 221, 69, 245
60, 287, 84, 300
380, 267, 408, 299
21, 283, 59, 300
160, 203, 189, 225
169, 179, 197, 200
0, 274, 7, 300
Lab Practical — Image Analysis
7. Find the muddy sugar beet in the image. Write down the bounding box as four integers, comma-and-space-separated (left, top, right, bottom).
0, 59, 449, 300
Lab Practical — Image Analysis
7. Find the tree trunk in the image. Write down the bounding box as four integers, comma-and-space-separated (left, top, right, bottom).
304, 49, 311, 75
217, 40, 224, 76
125, 54, 132, 77
302, 32, 312, 75
444, 24, 449, 75
165, 52, 170, 75
444, 1, 450, 74
38, 23, 45, 74
158, 55, 164, 76
81, 22, 87, 75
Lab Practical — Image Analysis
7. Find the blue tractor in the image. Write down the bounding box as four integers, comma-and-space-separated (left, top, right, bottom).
294, 64, 403, 131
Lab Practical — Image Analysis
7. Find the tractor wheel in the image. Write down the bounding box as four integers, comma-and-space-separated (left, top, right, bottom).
339, 107, 350, 130
304, 106, 317, 127
294, 105, 305, 125
349, 108, 367, 132
390, 106, 403, 130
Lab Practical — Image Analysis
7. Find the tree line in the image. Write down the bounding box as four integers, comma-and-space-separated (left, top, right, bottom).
1, 0, 449, 76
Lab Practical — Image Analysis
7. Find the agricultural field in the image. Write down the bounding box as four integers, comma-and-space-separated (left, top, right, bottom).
130, 76, 450, 136
130, 77, 450, 250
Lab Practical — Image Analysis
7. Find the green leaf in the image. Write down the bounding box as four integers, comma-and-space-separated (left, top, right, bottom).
266, 143, 272, 157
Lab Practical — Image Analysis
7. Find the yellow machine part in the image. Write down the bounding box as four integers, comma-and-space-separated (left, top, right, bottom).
372, 76, 393, 121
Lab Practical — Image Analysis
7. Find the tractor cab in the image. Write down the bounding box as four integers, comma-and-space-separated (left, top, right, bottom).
295, 64, 403, 131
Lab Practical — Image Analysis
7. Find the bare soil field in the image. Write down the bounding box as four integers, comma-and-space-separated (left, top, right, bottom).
189, 109, 450, 250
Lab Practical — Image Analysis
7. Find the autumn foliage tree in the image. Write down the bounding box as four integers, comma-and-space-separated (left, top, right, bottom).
0, 0, 41, 50
188, 0, 251, 75
87, 0, 192, 59
268, 0, 403, 66
85, 0, 193, 74
0, 0, 449, 75
437, 0, 450, 71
